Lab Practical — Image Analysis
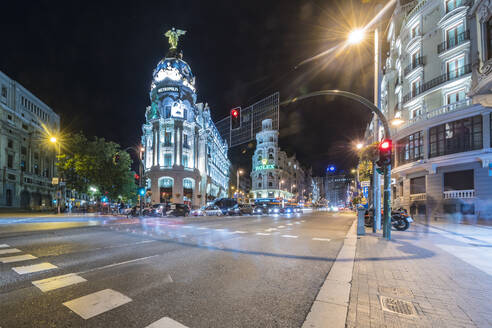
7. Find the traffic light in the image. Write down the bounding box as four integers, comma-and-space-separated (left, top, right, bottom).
377, 139, 392, 167
138, 187, 145, 196
230, 107, 241, 130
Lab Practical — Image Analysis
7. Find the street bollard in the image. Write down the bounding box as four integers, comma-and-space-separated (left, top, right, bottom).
357, 206, 366, 236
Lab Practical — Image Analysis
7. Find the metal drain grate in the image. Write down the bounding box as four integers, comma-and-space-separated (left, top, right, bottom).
380, 295, 417, 316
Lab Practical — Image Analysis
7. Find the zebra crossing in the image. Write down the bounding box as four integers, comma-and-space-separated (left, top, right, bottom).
0, 243, 188, 327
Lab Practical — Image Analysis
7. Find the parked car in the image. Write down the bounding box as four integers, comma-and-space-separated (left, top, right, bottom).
294, 206, 303, 213
268, 205, 281, 214
228, 203, 253, 216
190, 206, 206, 216
151, 203, 168, 217
204, 205, 224, 216
166, 203, 190, 217
281, 206, 295, 214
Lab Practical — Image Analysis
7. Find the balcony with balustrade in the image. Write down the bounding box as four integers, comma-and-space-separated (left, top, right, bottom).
443, 190, 475, 199
437, 30, 470, 55
404, 56, 425, 77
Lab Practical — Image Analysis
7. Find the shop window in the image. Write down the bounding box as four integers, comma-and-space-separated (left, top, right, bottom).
410, 176, 426, 194
444, 170, 474, 191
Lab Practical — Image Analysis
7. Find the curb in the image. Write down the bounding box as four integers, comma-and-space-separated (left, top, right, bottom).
302, 219, 357, 328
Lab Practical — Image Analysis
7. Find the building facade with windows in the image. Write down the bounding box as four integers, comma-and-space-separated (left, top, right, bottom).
325, 174, 352, 207
377, 0, 492, 219
141, 40, 231, 208
0, 70, 60, 209
250, 119, 309, 201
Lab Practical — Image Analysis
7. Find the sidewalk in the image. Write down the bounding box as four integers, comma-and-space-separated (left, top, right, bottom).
346, 223, 492, 328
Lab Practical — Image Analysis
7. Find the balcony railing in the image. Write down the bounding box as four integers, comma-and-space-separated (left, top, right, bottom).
437, 30, 470, 54
410, 193, 426, 201
445, 0, 471, 14
403, 64, 471, 103
404, 0, 429, 26
397, 98, 472, 130
443, 190, 475, 199
404, 56, 424, 76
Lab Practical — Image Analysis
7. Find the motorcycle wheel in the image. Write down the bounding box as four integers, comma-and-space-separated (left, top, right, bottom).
394, 219, 409, 231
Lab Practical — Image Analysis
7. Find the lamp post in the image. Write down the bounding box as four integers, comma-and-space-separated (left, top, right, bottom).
50, 137, 61, 214
236, 169, 243, 199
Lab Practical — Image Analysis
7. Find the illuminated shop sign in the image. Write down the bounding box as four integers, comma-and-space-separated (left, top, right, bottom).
158, 86, 179, 93
255, 164, 275, 171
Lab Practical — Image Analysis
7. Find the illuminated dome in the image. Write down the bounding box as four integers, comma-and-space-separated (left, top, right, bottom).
150, 57, 196, 93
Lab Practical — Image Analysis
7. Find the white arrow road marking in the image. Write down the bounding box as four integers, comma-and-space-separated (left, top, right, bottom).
145, 316, 189, 328
0, 248, 22, 255
312, 238, 331, 242
256, 233, 271, 236
281, 235, 298, 238
0, 254, 37, 263
32, 273, 87, 292
63, 289, 132, 319
13, 262, 58, 275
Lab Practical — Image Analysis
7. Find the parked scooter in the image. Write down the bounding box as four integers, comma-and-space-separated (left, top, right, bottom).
364, 207, 413, 231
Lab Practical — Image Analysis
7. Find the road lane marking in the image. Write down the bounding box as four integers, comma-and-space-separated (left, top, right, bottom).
301, 220, 306, 222
256, 233, 271, 236
312, 238, 331, 242
281, 235, 298, 238
286, 223, 293, 226
0, 244, 10, 248
214, 228, 226, 232
145, 316, 189, 328
295, 222, 301, 224
63, 289, 132, 319
0, 254, 37, 263
12, 262, 58, 275
0, 248, 22, 255
79, 254, 161, 275
32, 273, 87, 292
198, 227, 208, 230
265, 228, 277, 232
233, 231, 247, 234
277, 225, 286, 228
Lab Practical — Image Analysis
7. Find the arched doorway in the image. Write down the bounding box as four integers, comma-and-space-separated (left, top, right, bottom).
183, 178, 195, 206
159, 177, 173, 203
20, 190, 31, 209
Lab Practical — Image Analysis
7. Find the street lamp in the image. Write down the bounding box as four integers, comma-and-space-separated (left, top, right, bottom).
49, 136, 62, 214
356, 143, 363, 150
347, 29, 365, 45
236, 169, 243, 199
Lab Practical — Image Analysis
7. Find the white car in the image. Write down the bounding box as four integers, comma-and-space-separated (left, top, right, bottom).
203, 205, 223, 216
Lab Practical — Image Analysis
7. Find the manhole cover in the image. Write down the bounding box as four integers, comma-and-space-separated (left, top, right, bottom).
379, 295, 417, 316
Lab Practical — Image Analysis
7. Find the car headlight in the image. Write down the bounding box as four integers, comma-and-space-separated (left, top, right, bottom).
274, 209, 279, 213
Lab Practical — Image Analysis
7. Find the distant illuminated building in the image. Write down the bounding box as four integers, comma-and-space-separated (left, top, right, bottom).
141, 29, 231, 207
250, 119, 308, 200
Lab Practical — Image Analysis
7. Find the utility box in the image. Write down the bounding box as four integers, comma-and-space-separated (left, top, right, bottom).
357, 206, 366, 236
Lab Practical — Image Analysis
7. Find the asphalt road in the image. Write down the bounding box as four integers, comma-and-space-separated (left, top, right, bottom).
0, 211, 354, 328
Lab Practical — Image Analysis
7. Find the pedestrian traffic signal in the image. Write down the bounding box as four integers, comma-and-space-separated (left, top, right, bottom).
377, 139, 392, 167
231, 107, 241, 130
138, 187, 145, 196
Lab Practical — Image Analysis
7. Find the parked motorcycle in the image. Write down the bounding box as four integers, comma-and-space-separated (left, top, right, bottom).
364, 207, 413, 231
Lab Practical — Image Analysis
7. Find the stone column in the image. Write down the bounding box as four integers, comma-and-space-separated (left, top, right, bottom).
155, 123, 161, 167
173, 177, 183, 204
422, 128, 429, 159
151, 174, 160, 204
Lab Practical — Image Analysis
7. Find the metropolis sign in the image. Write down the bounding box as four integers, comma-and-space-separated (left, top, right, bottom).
158, 86, 179, 93
255, 164, 275, 171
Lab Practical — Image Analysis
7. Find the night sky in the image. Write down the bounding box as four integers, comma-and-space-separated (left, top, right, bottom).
1, 0, 384, 176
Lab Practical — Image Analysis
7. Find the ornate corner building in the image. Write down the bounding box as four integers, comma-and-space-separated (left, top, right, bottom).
0, 70, 60, 209
250, 119, 310, 201
141, 30, 231, 207
377, 0, 492, 219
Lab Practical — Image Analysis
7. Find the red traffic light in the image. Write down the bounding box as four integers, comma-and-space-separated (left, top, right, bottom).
231, 109, 238, 117
380, 139, 391, 150
134, 173, 140, 180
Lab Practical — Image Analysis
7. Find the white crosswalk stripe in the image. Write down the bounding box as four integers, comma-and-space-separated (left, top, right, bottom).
0, 254, 37, 263
63, 289, 132, 319
281, 235, 298, 238
0, 244, 11, 248
145, 316, 189, 328
312, 238, 331, 242
0, 248, 22, 255
12, 262, 58, 275
256, 233, 271, 236
277, 225, 286, 228
32, 273, 87, 292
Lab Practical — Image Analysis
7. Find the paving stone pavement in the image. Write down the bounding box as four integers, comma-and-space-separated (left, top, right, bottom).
346, 223, 492, 328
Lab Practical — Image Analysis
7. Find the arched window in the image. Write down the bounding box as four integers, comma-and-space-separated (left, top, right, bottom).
268, 153, 274, 160
258, 173, 262, 179
268, 172, 273, 178
258, 182, 262, 188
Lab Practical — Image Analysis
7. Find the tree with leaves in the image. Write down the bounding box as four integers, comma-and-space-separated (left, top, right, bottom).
57, 133, 137, 202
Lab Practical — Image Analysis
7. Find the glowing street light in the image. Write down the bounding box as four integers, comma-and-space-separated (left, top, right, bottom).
50, 136, 57, 143
347, 29, 365, 45
391, 118, 404, 126
356, 143, 363, 150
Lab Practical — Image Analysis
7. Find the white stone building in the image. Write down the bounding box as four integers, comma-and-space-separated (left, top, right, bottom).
0, 70, 60, 209
141, 38, 231, 208
250, 119, 309, 201
376, 0, 492, 219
